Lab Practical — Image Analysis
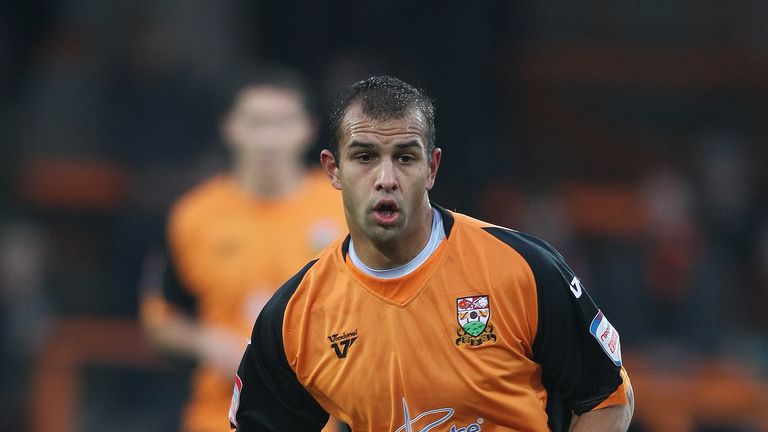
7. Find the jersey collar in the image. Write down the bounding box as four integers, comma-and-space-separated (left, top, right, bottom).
341, 202, 454, 261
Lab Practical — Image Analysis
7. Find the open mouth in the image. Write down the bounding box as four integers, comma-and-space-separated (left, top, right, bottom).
376, 203, 396, 215
373, 200, 400, 225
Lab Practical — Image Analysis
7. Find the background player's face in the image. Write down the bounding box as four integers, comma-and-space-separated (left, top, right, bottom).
223, 86, 314, 172
322, 103, 441, 248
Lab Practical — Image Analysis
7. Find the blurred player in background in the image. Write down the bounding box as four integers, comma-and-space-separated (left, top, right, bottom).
140, 64, 345, 432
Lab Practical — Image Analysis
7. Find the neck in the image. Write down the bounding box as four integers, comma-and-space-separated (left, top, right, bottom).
351, 203, 433, 269
232, 156, 305, 198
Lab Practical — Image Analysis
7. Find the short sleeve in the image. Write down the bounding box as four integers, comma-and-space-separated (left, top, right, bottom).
162, 203, 199, 315
161, 252, 198, 315
483, 228, 626, 430
229, 260, 329, 431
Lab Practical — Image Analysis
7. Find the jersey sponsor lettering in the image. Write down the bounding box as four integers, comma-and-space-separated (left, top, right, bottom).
395, 398, 483, 432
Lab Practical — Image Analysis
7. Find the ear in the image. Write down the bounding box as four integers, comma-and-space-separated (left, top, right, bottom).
425, 147, 441, 191
320, 149, 342, 190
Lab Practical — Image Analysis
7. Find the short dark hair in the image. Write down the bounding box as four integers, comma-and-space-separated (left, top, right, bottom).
223, 63, 316, 116
327, 75, 436, 160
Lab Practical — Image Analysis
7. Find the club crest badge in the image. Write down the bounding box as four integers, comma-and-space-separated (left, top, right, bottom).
455, 295, 497, 347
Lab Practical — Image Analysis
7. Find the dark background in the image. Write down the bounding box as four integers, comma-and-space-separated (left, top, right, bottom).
2, 1, 768, 431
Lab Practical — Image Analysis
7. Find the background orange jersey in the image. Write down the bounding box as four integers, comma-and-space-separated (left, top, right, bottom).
231, 205, 629, 431
143, 169, 346, 432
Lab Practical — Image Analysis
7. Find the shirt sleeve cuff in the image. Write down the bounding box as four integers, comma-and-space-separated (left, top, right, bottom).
592, 367, 631, 411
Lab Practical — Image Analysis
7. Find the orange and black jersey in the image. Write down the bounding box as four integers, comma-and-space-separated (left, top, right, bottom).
230, 206, 629, 432
141, 170, 345, 432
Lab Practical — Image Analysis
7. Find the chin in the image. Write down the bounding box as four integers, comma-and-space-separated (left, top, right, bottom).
366, 225, 402, 244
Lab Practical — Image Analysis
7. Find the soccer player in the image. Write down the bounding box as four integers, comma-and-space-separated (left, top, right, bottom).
229, 76, 634, 431
140, 65, 346, 432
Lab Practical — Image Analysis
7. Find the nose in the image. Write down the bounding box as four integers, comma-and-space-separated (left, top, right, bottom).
374, 159, 398, 192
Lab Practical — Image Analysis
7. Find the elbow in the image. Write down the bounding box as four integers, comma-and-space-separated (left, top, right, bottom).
571, 382, 635, 432
621, 382, 635, 431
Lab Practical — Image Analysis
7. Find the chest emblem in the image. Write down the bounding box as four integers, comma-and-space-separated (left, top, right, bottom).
455, 295, 497, 347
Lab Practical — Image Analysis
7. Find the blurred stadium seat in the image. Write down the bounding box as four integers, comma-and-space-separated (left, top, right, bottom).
628, 354, 768, 432
28, 317, 182, 432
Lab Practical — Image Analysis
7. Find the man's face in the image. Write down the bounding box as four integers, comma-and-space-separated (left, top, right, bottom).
223, 86, 314, 170
321, 103, 441, 246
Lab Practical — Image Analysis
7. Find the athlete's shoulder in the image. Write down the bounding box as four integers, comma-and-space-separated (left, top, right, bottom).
264, 258, 322, 314
166, 175, 235, 246
302, 168, 344, 208
260, 237, 347, 329
169, 174, 234, 222
305, 167, 333, 187
308, 235, 347, 268
300, 168, 332, 195
280, 235, 347, 293
446, 208, 565, 268
447, 209, 499, 231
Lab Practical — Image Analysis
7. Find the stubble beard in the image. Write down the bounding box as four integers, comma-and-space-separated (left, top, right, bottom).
362, 210, 404, 247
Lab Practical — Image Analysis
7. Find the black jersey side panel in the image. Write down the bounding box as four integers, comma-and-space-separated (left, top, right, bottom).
230, 259, 329, 432
483, 227, 623, 431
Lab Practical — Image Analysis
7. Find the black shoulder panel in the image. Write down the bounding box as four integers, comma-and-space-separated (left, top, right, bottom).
483, 227, 623, 431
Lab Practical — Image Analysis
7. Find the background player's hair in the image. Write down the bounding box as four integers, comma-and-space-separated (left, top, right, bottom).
327, 75, 436, 161
222, 62, 317, 116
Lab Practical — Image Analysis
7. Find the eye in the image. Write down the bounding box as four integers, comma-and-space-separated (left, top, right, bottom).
356, 153, 373, 163
397, 154, 415, 163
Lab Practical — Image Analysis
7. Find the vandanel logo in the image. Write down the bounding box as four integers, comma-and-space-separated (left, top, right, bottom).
455, 295, 497, 347
328, 329, 358, 359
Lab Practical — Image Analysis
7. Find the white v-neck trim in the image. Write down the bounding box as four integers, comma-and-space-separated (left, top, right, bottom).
349, 207, 446, 279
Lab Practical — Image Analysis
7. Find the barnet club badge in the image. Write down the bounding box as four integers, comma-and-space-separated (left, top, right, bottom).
455, 295, 497, 347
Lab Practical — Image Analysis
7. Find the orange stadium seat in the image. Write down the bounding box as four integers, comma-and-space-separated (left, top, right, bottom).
626, 354, 768, 431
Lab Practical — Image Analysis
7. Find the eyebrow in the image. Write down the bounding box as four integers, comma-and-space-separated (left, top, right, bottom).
346, 141, 376, 151
393, 140, 423, 151
346, 140, 424, 152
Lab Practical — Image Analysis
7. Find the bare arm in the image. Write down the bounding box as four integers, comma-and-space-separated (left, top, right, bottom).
569, 382, 635, 432
138, 252, 248, 378
142, 295, 246, 378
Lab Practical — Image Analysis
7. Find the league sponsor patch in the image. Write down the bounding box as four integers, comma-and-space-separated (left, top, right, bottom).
228, 373, 243, 427
589, 310, 622, 366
